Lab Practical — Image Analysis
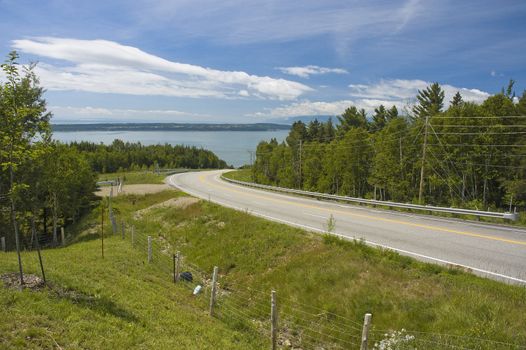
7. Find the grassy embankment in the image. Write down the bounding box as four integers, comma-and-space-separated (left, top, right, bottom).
1, 171, 525, 349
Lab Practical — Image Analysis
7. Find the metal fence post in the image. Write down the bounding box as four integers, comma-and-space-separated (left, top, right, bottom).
175, 251, 181, 282
121, 221, 125, 239
131, 225, 135, 246
61, 227, 65, 246
1, 237, 5, 252
360, 313, 372, 350
147, 236, 152, 263
209, 266, 219, 316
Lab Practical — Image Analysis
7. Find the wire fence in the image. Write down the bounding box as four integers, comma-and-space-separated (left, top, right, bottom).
2, 210, 526, 350
117, 216, 526, 350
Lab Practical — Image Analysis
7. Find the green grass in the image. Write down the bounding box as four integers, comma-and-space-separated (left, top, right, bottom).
98, 171, 167, 184
2, 188, 526, 349
222, 169, 252, 182
0, 220, 265, 348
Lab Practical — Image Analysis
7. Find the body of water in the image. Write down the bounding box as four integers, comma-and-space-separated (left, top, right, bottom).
53, 130, 289, 167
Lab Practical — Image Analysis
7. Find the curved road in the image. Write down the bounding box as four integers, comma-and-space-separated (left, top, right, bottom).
168, 170, 526, 284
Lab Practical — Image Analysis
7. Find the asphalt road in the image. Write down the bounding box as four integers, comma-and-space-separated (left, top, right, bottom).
168, 170, 526, 284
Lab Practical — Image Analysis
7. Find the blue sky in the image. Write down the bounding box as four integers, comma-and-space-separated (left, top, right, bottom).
0, 0, 525, 123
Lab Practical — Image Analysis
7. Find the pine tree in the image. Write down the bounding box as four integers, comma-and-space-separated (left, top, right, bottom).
412, 82, 445, 119
337, 106, 368, 135
387, 105, 399, 121
450, 91, 463, 107
371, 105, 387, 132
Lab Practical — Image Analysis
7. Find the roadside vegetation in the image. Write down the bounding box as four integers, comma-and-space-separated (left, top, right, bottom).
251, 82, 526, 219
70, 139, 228, 173
222, 168, 253, 182
0, 51, 228, 285
4, 187, 525, 349
98, 171, 168, 185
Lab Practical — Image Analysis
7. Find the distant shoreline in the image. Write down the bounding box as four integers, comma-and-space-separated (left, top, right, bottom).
51, 123, 291, 132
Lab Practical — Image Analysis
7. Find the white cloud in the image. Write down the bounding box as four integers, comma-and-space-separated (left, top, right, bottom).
253, 79, 491, 118
49, 105, 216, 123
12, 37, 312, 100
252, 100, 355, 117
277, 65, 348, 78
349, 79, 490, 104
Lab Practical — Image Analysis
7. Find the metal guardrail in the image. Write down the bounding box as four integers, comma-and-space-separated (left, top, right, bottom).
221, 176, 519, 221
96, 180, 118, 186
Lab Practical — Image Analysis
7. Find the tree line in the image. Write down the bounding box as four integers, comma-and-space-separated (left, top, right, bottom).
252, 82, 526, 212
0, 52, 228, 284
69, 139, 228, 173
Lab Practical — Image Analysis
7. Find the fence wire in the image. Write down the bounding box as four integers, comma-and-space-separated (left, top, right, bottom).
3, 211, 526, 350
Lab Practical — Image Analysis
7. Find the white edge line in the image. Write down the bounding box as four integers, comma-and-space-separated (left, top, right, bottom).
168, 174, 526, 285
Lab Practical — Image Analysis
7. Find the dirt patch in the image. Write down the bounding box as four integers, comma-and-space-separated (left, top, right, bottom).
95, 184, 173, 197
134, 197, 200, 219
1, 273, 45, 291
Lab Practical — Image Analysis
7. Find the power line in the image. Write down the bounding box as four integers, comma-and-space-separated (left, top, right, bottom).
433, 132, 526, 135
431, 124, 526, 128
438, 160, 526, 170
431, 115, 526, 119
427, 143, 526, 147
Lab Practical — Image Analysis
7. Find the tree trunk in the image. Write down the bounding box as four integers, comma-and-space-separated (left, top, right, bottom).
9, 165, 24, 286
52, 193, 58, 245
30, 215, 46, 284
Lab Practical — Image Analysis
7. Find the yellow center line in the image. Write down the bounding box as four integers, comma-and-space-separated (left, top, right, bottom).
199, 173, 526, 247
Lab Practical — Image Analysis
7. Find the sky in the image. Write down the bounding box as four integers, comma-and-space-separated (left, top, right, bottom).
0, 0, 525, 124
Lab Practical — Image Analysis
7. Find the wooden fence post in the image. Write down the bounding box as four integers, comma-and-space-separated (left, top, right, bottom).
360, 313, 372, 350
1, 237, 5, 252
172, 254, 176, 283
61, 227, 65, 246
271, 290, 278, 350
147, 236, 152, 263
175, 251, 181, 282
209, 266, 219, 316
111, 214, 117, 235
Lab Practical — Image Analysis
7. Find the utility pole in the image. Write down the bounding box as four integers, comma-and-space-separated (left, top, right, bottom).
399, 137, 403, 172
418, 116, 429, 204
298, 139, 303, 188
247, 150, 254, 181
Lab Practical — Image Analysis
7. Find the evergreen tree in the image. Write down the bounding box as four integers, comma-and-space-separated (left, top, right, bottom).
450, 91, 463, 106
337, 106, 368, 135
412, 82, 445, 119
323, 117, 336, 141
387, 105, 399, 121
371, 105, 388, 132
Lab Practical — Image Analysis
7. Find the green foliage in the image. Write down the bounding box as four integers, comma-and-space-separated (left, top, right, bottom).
98, 171, 168, 185
68, 139, 228, 173
2, 189, 526, 349
412, 82, 445, 119
0, 234, 263, 349
251, 82, 526, 213
222, 169, 252, 182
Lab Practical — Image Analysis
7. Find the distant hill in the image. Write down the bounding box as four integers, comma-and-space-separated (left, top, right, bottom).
52, 123, 291, 132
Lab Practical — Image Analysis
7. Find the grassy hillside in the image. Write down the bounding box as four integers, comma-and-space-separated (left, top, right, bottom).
0, 199, 265, 348
1, 186, 525, 349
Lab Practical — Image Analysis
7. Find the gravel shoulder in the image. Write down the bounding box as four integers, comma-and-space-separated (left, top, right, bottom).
95, 184, 173, 197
